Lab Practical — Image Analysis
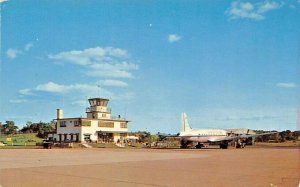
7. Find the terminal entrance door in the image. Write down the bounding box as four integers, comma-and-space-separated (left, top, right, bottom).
98, 132, 114, 143
83, 134, 91, 142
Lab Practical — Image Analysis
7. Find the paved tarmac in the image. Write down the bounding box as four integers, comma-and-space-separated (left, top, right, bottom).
0, 147, 299, 187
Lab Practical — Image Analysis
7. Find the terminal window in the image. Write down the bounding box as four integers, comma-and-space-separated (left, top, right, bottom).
120, 123, 127, 128
59, 121, 66, 127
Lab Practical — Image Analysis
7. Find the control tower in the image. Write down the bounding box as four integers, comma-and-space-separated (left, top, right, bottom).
86, 98, 111, 119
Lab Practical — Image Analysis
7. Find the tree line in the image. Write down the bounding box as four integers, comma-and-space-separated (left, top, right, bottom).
0, 121, 55, 138
254, 130, 300, 142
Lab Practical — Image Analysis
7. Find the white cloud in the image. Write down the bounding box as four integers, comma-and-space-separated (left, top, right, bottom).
168, 34, 181, 43
276, 82, 298, 88
48, 47, 128, 66
0, 0, 8, 4
24, 43, 33, 51
257, 1, 281, 13
240, 2, 254, 11
226, 1, 282, 21
19, 80, 135, 106
6, 42, 34, 59
88, 62, 138, 78
19, 89, 34, 96
48, 47, 138, 79
35, 82, 98, 93
6, 48, 22, 59
97, 80, 128, 87
36, 82, 68, 93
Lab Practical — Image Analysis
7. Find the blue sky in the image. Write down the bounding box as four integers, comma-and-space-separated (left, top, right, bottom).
0, 0, 299, 133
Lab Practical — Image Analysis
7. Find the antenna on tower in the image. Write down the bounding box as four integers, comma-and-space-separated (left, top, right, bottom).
124, 106, 127, 119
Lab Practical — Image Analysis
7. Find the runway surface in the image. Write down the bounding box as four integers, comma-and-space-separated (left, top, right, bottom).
0, 147, 299, 187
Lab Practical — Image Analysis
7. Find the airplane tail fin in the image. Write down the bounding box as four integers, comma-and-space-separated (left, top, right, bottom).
181, 112, 192, 132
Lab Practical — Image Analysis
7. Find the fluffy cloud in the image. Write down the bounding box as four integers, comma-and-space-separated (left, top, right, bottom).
88, 62, 138, 78
257, 1, 282, 13
0, 0, 8, 4
6, 42, 34, 59
21, 80, 128, 96
36, 82, 69, 93
168, 34, 181, 43
226, 1, 282, 21
19, 88, 34, 96
6, 48, 22, 59
35, 82, 111, 95
276, 82, 298, 88
48, 47, 128, 66
48, 47, 138, 79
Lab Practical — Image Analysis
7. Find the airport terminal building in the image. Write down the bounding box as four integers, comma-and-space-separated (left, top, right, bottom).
49, 98, 129, 143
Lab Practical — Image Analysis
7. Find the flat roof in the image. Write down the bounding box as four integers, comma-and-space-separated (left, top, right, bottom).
88, 98, 109, 101
55, 117, 130, 122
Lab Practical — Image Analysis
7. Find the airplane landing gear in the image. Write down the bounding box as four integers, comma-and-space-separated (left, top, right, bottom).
195, 143, 203, 149
180, 140, 190, 149
219, 141, 228, 149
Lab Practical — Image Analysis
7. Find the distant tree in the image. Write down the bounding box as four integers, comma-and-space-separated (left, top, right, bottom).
132, 131, 151, 142
20, 121, 33, 133
20, 121, 55, 138
254, 130, 277, 142
292, 131, 300, 140
1, 121, 18, 135
279, 130, 294, 142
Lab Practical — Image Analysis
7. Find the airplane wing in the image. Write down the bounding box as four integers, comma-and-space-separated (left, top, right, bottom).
209, 131, 279, 142
239, 131, 278, 139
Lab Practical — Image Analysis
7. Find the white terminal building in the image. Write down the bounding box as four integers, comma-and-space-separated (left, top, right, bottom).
49, 98, 129, 143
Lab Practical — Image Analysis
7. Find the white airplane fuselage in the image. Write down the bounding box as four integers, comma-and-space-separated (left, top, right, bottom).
179, 129, 228, 143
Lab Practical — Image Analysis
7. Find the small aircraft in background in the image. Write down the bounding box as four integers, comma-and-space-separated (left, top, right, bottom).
158, 112, 278, 149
